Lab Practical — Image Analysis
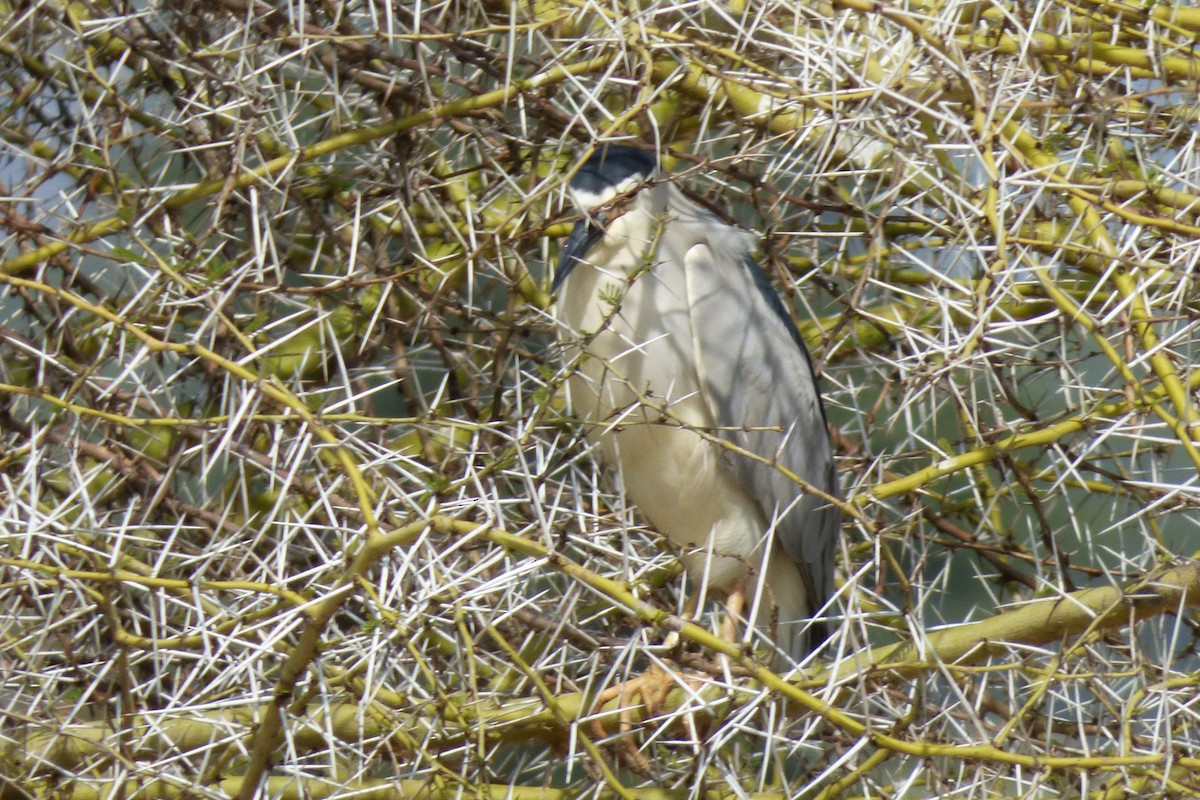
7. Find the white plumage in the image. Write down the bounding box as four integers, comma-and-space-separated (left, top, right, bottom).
554, 148, 839, 660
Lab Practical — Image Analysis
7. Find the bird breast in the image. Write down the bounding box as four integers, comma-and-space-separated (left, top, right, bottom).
555, 195, 769, 591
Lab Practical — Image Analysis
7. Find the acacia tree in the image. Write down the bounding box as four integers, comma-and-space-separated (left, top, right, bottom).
2, 1, 1199, 797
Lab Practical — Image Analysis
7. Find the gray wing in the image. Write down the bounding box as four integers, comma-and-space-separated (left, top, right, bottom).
553, 219, 604, 292
679, 237, 840, 643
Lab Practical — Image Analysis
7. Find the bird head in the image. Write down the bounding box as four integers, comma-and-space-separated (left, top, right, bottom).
553, 145, 659, 292
566, 146, 658, 213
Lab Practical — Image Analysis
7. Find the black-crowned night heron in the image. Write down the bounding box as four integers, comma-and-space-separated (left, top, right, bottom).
553, 145, 840, 673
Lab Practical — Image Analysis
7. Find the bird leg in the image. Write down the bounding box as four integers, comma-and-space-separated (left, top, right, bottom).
590, 581, 756, 772
590, 663, 686, 774
660, 589, 701, 651
720, 578, 747, 646
589, 592, 704, 773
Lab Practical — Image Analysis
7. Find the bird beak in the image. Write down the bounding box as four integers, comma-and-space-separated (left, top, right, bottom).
552, 217, 605, 293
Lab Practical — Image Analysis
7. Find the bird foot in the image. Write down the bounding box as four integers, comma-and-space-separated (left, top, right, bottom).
589, 663, 704, 774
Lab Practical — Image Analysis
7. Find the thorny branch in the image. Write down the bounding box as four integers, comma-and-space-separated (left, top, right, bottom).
2, 0, 1199, 798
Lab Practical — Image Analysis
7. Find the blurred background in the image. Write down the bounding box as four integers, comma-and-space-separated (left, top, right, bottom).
2, 0, 1199, 797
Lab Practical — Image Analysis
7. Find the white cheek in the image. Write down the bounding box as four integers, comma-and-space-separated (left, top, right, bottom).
570, 187, 618, 208
568, 175, 645, 212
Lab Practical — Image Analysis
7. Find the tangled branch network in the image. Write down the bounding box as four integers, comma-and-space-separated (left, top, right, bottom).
1, 0, 1200, 798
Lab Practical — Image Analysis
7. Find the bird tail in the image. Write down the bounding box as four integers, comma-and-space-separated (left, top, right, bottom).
753, 546, 829, 665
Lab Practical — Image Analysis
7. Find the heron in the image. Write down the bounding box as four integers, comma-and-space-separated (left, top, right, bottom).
552, 145, 840, 711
